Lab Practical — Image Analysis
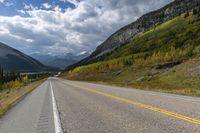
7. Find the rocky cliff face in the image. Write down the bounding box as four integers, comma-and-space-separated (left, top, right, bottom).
88, 0, 199, 61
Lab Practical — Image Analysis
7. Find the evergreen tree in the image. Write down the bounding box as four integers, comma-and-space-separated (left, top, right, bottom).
0, 67, 3, 84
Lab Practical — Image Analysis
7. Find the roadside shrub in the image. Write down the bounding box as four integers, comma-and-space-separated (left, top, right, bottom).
3, 80, 22, 90
193, 9, 198, 15
193, 45, 200, 55
184, 12, 189, 18
12, 80, 22, 89
22, 75, 29, 85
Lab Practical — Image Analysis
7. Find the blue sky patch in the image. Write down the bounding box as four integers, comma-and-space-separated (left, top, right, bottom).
0, 0, 75, 16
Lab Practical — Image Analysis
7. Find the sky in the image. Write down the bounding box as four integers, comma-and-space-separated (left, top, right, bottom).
0, 0, 172, 56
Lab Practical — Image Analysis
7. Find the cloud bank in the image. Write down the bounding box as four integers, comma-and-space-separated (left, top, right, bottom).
0, 0, 172, 55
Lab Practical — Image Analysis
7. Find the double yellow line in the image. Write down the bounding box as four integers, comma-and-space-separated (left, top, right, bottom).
66, 82, 200, 125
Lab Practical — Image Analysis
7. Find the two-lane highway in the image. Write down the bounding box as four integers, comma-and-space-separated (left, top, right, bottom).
0, 78, 200, 133
53, 78, 200, 133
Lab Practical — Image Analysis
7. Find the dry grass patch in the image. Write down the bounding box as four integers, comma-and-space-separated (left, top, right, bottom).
0, 79, 46, 117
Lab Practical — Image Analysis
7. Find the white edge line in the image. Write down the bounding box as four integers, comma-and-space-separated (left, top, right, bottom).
50, 80, 63, 133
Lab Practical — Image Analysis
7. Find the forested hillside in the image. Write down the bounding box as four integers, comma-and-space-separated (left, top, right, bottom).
63, 9, 200, 96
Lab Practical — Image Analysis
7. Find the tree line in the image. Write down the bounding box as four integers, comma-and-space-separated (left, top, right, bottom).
0, 66, 53, 90
0, 67, 20, 85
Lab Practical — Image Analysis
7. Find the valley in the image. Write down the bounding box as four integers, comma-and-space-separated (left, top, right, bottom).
0, 0, 200, 132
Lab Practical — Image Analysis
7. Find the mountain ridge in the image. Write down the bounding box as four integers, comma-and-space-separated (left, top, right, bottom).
68, 0, 200, 69
0, 42, 53, 72
30, 51, 90, 69
62, 0, 200, 96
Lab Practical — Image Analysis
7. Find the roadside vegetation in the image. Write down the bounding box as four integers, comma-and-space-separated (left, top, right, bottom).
0, 67, 49, 117
63, 10, 200, 97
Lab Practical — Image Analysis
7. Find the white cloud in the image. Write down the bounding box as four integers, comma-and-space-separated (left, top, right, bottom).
17, 10, 26, 15
0, 0, 172, 55
67, 0, 81, 7
23, 3, 38, 10
53, 5, 62, 12
0, 0, 5, 3
5, 2, 13, 6
60, 0, 80, 7
0, 0, 13, 7
42, 3, 51, 9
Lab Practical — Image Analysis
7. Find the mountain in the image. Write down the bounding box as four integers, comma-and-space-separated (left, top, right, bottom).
30, 51, 90, 69
69, 0, 200, 68
63, 0, 200, 96
0, 42, 52, 72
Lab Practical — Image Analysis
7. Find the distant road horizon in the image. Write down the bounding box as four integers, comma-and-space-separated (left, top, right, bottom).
0, 78, 200, 133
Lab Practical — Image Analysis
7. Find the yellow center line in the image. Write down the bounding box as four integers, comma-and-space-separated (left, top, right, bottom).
65, 82, 200, 125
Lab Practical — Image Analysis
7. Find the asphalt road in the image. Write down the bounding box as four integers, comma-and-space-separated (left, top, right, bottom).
1, 78, 200, 133
0, 79, 58, 133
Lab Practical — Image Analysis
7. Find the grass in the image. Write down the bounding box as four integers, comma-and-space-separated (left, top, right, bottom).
0, 79, 46, 117
62, 12, 200, 97
106, 14, 200, 60
63, 57, 200, 96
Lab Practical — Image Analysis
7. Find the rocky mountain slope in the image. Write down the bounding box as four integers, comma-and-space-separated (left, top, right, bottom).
73, 0, 200, 66
0, 42, 51, 72
63, 0, 200, 96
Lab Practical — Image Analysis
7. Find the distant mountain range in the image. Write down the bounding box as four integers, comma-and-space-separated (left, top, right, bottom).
30, 51, 90, 69
0, 42, 53, 72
